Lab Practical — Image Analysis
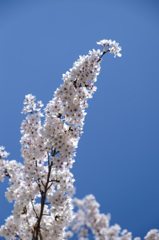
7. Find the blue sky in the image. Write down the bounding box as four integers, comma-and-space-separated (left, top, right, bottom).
0, 0, 159, 239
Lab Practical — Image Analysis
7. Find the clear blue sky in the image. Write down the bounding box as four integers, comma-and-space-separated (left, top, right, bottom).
0, 0, 159, 239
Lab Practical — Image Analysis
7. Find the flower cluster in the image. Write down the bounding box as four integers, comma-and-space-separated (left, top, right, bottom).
71, 195, 158, 240
0, 42, 102, 239
97, 39, 122, 58
145, 229, 159, 240
1, 39, 157, 240
71, 195, 132, 240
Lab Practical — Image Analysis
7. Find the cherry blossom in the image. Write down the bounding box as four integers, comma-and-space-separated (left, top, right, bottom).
0, 42, 102, 240
97, 39, 122, 58
0, 40, 157, 240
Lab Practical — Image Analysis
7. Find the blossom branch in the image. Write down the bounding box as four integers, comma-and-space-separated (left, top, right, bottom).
34, 150, 57, 240
97, 49, 110, 62
0, 39, 123, 240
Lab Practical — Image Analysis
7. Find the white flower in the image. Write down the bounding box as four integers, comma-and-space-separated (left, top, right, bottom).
0, 146, 10, 158
145, 229, 159, 240
97, 39, 111, 47
97, 38, 122, 58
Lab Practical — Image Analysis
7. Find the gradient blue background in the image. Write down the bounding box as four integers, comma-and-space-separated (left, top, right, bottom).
0, 0, 159, 239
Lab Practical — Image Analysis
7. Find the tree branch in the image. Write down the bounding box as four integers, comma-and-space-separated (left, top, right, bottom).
97, 49, 110, 62
33, 149, 57, 240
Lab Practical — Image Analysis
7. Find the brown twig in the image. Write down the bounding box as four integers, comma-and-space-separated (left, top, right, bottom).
32, 149, 57, 240
97, 49, 110, 62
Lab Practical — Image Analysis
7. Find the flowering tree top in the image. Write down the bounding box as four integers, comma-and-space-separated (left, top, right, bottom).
0, 39, 155, 240
1, 39, 158, 240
